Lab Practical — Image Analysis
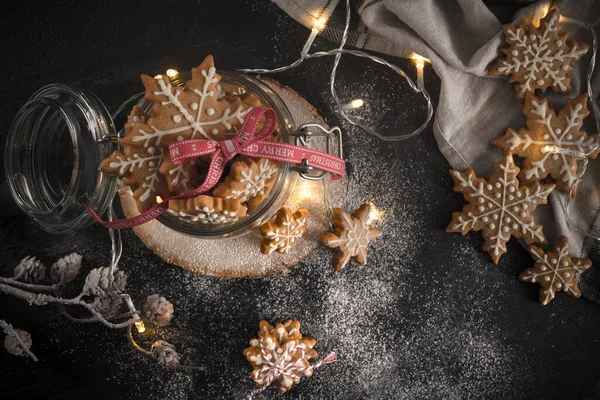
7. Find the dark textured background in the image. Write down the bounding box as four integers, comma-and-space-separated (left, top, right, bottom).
2, 1, 600, 399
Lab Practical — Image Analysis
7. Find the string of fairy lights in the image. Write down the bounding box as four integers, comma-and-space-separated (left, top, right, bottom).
238, 0, 434, 142
538, 6, 600, 242
67, 0, 600, 382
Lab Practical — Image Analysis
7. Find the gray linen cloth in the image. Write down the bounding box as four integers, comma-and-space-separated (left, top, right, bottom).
273, 0, 600, 302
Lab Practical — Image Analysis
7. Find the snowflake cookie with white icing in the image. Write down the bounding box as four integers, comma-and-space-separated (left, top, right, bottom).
100, 144, 168, 211
447, 154, 554, 264
492, 93, 599, 196
168, 195, 247, 225
260, 207, 309, 255
243, 320, 318, 394
135, 55, 260, 146
159, 152, 200, 193
489, 8, 589, 102
321, 204, 382, 271
213, 158, 279, 211
520, 236, 591, 305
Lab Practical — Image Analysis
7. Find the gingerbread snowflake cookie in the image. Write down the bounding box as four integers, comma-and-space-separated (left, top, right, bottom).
493, 94, 599, 196
447, 154, 554, 264
489, 8, 589, 101
321, 204, 382, 271
213, 158, 279, 211
243, 320, 318, 394
520, 236, 591, 305
168, 195, 247, 224
159, 152, 200, 193
100, 144, 168, 211
260, 207, 309, 255
135, 55, 260, 145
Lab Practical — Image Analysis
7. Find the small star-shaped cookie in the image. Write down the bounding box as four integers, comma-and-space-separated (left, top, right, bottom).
260, 207, 309, 255
213, 158, 279, 211
321, 204, 382, 271
447, 154, 554, 264
489, 8, 589, 101
519, 236, 591, 305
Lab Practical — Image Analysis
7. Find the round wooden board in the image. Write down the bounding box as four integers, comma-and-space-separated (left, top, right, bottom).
120, 78, 348, 278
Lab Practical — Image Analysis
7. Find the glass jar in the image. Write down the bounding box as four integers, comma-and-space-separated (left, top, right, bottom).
5, 71, 333, 238
5, 84, 118, 233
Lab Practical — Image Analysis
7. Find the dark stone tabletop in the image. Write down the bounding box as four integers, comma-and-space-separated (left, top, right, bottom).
1, 1, 600, 399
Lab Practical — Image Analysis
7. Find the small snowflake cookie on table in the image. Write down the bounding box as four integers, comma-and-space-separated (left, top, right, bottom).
321, 203, 382, 271
447, 154, 554, 264
493, 93, 599, 196
243, 320, 336, 394
519, 236, 591, 305
489, 8, 589, 102
259, 207, 309, 255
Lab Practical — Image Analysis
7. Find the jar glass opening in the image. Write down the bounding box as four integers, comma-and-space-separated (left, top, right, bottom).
5, 85, 117, 233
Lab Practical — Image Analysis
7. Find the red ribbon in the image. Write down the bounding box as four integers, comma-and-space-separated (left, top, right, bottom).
86, 107, 345, 230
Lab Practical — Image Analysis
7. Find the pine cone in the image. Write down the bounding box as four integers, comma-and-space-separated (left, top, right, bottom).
151, 340, 180, 368
4, 328, 32, 357
143, 295, 174, 327
91, 296, 123, 318
13, 257, 45, 283
50, 253, 82, 284
83, 267, 127, 297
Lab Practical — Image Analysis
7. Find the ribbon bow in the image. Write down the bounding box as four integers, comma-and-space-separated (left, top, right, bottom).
86, 107, 345, 230
251, 339, 337, 395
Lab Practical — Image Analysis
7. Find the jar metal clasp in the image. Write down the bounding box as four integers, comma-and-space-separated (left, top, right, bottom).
289, 124, 343, 181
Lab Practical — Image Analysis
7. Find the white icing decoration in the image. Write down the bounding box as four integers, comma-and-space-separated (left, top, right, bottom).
226, 159, 279, 202
497, 12, 588, 98
132, 68, 253, 146
190, 102, 198, 110
168, 164, 192, 191
206, 108, 215, 116
167, 208, 239, 225
451, 156, 552, 258
264, 212, 308, 254
108, 147, 163, 202
216, 84, 225, 99
173, 115, 182, 123
131, 115, 146, 127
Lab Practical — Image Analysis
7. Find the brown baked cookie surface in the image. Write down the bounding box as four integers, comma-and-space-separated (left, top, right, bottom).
447, 154, 554, 264
489, 8, 589, 101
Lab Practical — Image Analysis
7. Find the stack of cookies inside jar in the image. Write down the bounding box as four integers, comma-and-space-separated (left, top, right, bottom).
100, 56, 281, 226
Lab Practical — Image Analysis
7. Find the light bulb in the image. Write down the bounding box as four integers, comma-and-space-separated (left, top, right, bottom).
166, 68, 179, 77
154, 74, 164, 79
341, 98, 365, 110
295, 180, 316, 202
367, 203, 381, 224
410, 53, 428, 90
410, 53, 428, 68
135, 320, 146, 333
351, 99, 364, 108
314, 16, 328, 31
